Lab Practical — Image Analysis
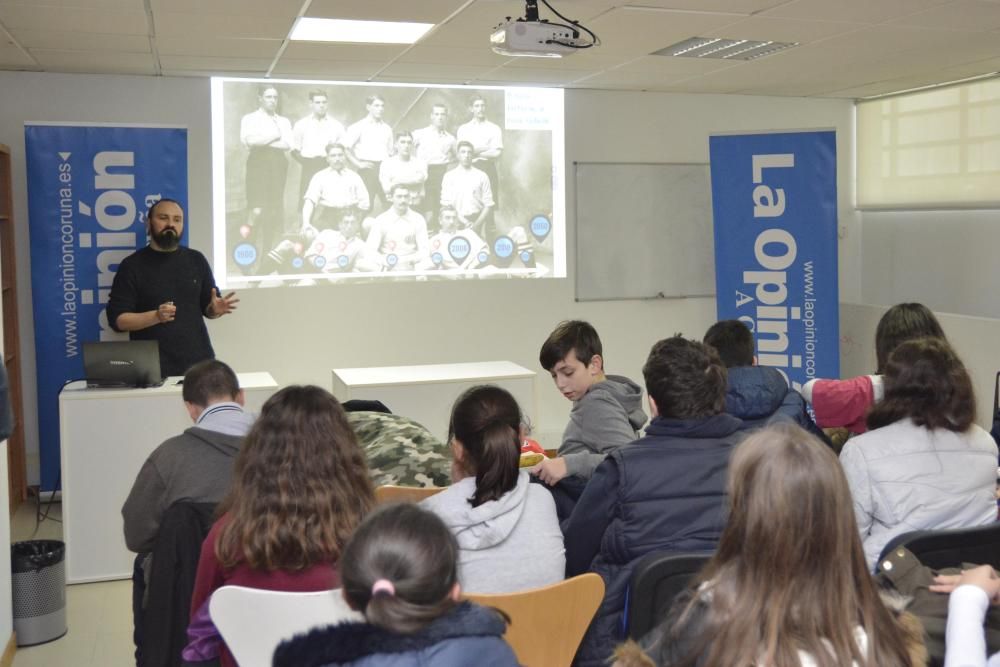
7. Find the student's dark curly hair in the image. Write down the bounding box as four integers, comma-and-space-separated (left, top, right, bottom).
215, 385, 375, 571
867, 337, 975, 432
643, 336, 727, 419
874, 303, 945, 374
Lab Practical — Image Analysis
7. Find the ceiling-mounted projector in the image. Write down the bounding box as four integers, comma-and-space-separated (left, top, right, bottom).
489, 0, 599, 58
490, 19, 585, 58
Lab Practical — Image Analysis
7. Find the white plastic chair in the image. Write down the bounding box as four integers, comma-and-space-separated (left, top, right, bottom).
209, 586, 362, 667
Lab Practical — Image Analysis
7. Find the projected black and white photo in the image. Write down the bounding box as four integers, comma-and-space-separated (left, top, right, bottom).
210, 77, 566, 287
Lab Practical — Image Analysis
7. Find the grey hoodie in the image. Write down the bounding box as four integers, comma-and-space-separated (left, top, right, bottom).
421, 471, 565, 593
122, 407, 254, 553
561, 374, 647, 479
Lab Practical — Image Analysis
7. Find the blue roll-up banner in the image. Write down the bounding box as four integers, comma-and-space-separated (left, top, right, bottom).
709, 130, 838, 391
25, 123, 188, 490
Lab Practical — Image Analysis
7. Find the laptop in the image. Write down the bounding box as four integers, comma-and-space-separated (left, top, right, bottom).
83, 340, 164, 388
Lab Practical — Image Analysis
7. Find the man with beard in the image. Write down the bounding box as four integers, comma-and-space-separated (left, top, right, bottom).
107, 199, 238, 377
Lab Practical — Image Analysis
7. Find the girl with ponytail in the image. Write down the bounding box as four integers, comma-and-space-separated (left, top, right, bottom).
273, 503, 519, 667
421, 384, 565, 593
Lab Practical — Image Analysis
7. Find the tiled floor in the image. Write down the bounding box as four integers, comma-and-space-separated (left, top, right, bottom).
11, 499, 134, 667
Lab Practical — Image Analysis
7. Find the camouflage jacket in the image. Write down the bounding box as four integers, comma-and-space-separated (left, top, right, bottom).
347, 411, 451, 487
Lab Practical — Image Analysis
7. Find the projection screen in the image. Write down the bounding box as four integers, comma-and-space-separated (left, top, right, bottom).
210, 77, 565, 288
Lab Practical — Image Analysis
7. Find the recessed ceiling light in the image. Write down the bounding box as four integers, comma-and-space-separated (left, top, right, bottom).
652, 36, 798, 61
290, 17, 434, 44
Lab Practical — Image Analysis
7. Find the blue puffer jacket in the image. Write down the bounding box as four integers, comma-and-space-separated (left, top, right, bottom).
562, 413, 746, 667
272, 602, 519, 667
725, 366, 830, 445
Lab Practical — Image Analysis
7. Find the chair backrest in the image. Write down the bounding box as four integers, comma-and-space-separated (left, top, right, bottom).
465, 573, 604, 667
374, 484, 445, 504
876, 520, 1000, 570
209, 586, 362, 667
626, 550, 713, 640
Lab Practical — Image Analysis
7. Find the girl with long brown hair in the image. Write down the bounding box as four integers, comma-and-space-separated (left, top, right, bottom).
183, 385, 375, 667
616, 424, 925, 667
840, 337, 997, 569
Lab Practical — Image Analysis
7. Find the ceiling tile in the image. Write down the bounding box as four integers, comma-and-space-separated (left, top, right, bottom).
703, 15, 866, 43
306, 0, 460, 23
380, 61, 494, 80
30, 48, 155, 73
157, 55, 272, 73
0, 0, 141, 9
0, 42, 37, 68
892, 0, 1000, 31
477, 65, 589, 85
13, 30, 149, 52
761, 0, 954, 24
618, 0, 785, 11
398, 45, 512, 67
153, 11, 291, 39
150, 0, 301, 18
583, 6, 745, 56
281, 42, 409, 61
0, 4, 147, 33
269, 58, 385, 79
155, 36, 281, 58
609, 55, 743, 75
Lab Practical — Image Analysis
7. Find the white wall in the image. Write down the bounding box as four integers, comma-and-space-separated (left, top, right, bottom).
0, 71, 855, 482
860, 209, 1000, 320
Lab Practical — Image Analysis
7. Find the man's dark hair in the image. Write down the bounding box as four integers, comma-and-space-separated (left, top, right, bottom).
182, 359, 240, 407
308, 89, 327, 101
643, 336, 727, 419
539, 320, 603, 371
147, 197, 182, 222
704, 320, 754, 368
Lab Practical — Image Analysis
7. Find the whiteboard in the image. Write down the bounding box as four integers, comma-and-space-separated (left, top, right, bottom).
574, 162, 716, 301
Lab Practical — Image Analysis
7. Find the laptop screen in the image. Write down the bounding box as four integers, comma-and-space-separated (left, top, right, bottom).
82, 341, 163, 388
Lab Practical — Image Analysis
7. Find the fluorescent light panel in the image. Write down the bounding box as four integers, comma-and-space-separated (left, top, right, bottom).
653, 36, 798, 61
290, 17, 434, 44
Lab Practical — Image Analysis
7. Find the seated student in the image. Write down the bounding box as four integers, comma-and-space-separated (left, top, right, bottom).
274, 503, 519, 667
122, 359, 253, 659
563, 336, 745, 667
840, 337, 998, 570
183, 385, 375, 667
347, 409, 452, 488
533, 320, 647, 519
613, 424, 925, 667
704, 319, 820, 430
123, 359, 252, 555
930, 565, 1000, 667
802, 302, 945, 433
421, 385, 565, 593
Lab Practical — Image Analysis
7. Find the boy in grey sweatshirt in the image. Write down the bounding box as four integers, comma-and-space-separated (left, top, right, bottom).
535, 320, 646, 519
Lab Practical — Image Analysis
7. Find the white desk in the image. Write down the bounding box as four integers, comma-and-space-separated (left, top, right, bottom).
332, 361, 537, 442
58, 372, 279, 584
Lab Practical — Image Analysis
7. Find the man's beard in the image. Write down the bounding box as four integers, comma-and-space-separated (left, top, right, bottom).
152, 228, 179, 250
